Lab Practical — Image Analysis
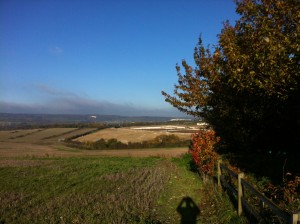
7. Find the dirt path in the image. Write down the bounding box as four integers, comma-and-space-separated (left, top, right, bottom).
0, 142, 188, 158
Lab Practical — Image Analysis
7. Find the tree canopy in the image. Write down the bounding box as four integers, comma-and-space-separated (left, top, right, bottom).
162, 0, 300, 153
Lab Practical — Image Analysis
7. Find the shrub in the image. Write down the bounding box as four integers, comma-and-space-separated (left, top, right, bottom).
190, 130, 220, 178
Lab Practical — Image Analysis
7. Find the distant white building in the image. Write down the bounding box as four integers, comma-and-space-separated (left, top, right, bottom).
170, 118, 192, 122
90, 116, 97, 119
197, 122, 209, 126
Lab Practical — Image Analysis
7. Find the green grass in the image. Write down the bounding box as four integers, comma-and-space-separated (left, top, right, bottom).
154, 154, 246, 223
0, 157, 168, 223
153, 154, 203, 223
0, 155, 245, 223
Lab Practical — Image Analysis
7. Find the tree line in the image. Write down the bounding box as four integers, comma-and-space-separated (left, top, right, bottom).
162, 0, 300, 155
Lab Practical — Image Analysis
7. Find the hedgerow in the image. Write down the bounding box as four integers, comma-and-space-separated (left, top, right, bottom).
66, 134, 190, 150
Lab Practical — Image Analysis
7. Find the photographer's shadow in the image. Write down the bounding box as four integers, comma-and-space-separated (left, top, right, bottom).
177, 196, 200, 224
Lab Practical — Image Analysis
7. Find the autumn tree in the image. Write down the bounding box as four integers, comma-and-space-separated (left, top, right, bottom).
162, 0, 300, 153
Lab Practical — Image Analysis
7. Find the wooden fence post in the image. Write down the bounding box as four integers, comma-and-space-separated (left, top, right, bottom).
238, 172, 244, 216
217, 160, 222, 188
219, 164, 294, 222
291, 212, 300, 224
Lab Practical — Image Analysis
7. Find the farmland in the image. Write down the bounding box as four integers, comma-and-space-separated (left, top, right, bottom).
0, 128, 97, 143
75, 125, 197, 143
0, 125, 243, 223
0, 155, 243, 223
0, 126, 194, 158
0, 157, 171, 223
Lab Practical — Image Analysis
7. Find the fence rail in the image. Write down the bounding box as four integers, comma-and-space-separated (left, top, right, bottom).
216, 160, 300, 224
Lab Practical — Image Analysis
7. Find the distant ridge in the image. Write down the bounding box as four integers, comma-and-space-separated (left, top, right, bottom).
0, 113, 192, 128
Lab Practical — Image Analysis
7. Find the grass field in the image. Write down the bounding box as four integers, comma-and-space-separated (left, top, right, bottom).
0, 156, 167, 223
0, 126, 245, 223
0, 154, 243, 224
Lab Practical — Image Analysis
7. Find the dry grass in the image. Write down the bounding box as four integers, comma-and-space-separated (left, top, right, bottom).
75, 126, 192, 143
0, 142, 188, 158
0, 129, 41, 141
43, 128, 97, 143
0, 128, 96, 144
9, 128, 77, 143
0, 127, 189, 158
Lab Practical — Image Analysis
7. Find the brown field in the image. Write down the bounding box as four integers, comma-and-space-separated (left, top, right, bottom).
51, 128, 96, 142
0, 126, 190, 158
8, 128, 77, 143
75, 126, 194, 143
0, 142, 188, 158
0, 129, 41, 141
0, 128, 97, 144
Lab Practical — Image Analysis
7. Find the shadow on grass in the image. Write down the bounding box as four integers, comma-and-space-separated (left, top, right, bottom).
177, 196, 200, 224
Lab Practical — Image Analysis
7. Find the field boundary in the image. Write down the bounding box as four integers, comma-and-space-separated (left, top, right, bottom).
8, 129, 43, 140
216, 161, 300, 224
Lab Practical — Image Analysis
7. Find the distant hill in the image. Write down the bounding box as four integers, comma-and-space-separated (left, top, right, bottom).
0, 113, 192, 129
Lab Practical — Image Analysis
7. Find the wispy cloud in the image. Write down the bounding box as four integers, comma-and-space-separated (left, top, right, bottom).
35, 84, 77, 98
0, 84, 184, 117
0, 99, 183, 117
49, 46, 63, 55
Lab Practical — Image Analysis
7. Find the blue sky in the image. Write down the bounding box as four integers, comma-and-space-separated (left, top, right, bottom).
0, 0, 238, 116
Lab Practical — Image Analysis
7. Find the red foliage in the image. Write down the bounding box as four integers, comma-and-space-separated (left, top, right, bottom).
190, 130, 220, 175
